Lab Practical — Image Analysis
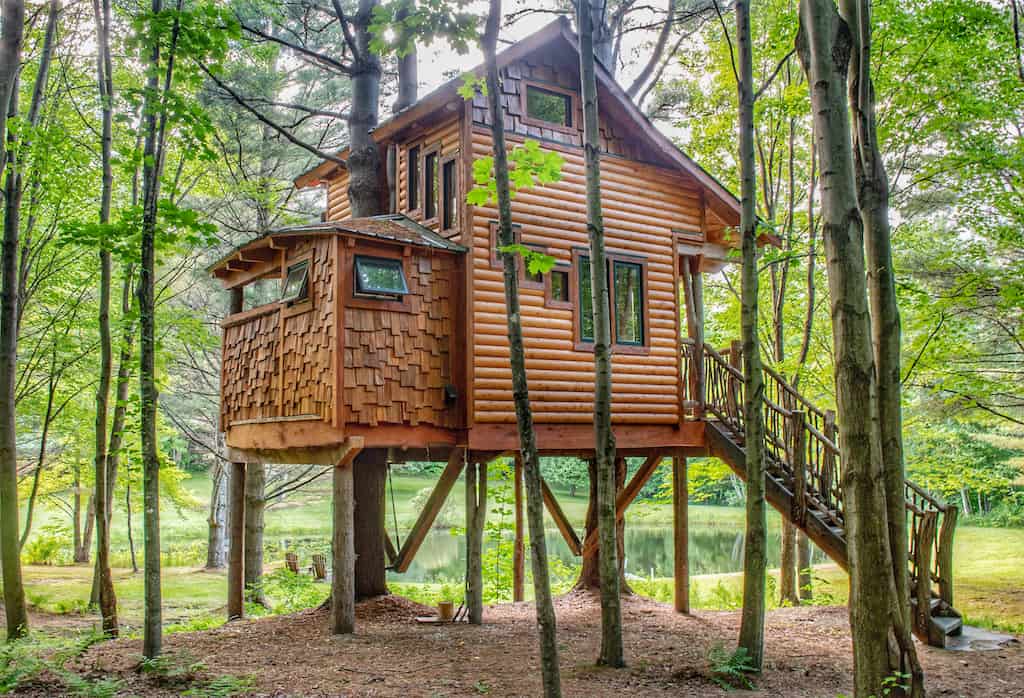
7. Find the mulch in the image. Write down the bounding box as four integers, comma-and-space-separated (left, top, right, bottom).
17, 592, 1024, 697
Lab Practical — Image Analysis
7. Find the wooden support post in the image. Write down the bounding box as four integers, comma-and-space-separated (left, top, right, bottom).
394, 448, 465, 573
913, 511, 938, 645
331, 458, 356, 635
937, 505, 958, 607
727, 339, 742, 426
673, 453, 689, 613
353, 449, 388, 599
686, 257, 705, 416
789, 410, 807, 526
465, 459, 488, 624
513, 454, 525, 602
541, 477, 582, 556
227, 461, 246, 621
822, 409, 837, 508
581, 453, 664, 557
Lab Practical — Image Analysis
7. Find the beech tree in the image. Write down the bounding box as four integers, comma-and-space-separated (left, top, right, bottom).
733, 0, 768, 671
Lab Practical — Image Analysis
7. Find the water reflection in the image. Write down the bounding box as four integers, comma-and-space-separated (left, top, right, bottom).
382, 519, 825, 584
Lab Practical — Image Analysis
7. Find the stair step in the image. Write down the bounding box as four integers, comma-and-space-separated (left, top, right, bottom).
931, 614, 963, 637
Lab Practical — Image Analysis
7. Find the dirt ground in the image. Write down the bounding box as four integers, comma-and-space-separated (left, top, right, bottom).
20, 592, 1024, 697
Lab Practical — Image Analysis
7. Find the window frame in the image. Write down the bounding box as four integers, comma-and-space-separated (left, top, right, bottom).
343, 241, 414, 313
544, 263, 573, 310
406, 144, 421, 215
570, 247, 650, 355
488, 221, 545, 290
421, 143, 441, 224
280, 259, 310, 305
353, 254, 410, 299
520, 80, 579, 135
440, 154, 459, 233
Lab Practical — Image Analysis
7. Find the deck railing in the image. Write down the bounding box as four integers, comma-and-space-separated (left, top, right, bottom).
696, 340, 956, 609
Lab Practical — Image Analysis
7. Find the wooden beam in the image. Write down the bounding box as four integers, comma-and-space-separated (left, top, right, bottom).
393, 448, 465, 573
673, 453, 689, 613
227, 462, 246, 620
383, 529, 398, 567
331, 454, 356, 634
541, 477, 582, 556
581, 453, 665, 558
513, 454, 525, 602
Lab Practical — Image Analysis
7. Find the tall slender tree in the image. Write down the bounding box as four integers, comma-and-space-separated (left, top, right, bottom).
578, 0, 624, 668
479, 0, 562, 692
733, 0, 768, 670
92, 0, 118, 637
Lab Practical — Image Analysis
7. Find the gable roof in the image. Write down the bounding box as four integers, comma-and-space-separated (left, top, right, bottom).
294, 18, 741, 223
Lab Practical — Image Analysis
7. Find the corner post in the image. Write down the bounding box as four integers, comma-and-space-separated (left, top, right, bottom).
332, 456, 356, 634
227, 461, 246, 620
672, 452, 689, 613
513, 453, 525, 602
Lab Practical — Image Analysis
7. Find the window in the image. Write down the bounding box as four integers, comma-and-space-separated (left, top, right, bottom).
441, 158, 457, 231
613, 260, 643, 345
526, 85, 572, 127
354, 255, 409, 299
280, 260, 309, 304
574, 251, 647, 350
545, 266, 572, 309
407, 145, 420, 211
424, 151, 438, 220
243, 276, 280, 310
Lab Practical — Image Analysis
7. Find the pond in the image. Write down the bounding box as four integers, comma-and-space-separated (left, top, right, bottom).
380, 516, 827, 584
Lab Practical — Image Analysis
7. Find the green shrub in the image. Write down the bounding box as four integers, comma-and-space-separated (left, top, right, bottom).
262, 568, 328, 614
22, 523, 73, 565
707, 644, 756, 690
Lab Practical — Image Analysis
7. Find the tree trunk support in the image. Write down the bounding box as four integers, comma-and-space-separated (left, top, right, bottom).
354, 448, 389, 599
227, 461, 246, 621
581, 452, 664, 558
673, 453, 689, 613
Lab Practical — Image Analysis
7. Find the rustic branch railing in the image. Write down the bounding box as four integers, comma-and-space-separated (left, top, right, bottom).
698, 341, 957, 610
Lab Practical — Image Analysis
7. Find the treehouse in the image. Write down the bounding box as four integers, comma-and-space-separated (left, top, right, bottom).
210, 18, 962, 646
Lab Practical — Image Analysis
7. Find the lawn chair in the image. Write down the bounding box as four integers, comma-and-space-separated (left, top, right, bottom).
311, 554, 327, 581
285, 552, 300, 574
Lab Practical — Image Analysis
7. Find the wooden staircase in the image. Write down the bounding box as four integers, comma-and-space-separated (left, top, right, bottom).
691, 342, 962, 648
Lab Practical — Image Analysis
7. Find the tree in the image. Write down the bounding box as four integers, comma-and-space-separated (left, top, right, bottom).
471, 0, 564, 691
733, 0, 768, 671
92, 0, 118, 637
795, 2, 920, 694
578, 0, 624, 669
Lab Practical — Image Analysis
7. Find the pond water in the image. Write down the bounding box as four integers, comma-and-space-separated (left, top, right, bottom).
379, 518, 826, 584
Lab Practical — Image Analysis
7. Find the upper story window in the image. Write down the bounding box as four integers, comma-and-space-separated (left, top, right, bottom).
574, 250, 647, 351
280, 260, 310, 304
424, 151, 438, 220
354, 255, 409, 299
407, 145, 420, 211
441, 157, 458, 231
243, 275, 280, 311
526, 85, 572, 127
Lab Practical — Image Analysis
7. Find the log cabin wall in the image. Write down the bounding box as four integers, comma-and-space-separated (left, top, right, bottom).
326, 167, 351, 221
340, 240, 462, 429
220, 236, 336, 428
395, 115, 463, 237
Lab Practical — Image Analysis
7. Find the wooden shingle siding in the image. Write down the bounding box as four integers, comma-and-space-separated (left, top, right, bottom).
342, 248, 459, 428
469, 128, 700, 426
221, 308, 280, 424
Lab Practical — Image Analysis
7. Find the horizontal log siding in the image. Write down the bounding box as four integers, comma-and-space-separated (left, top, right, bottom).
397, 115, 461, 232
470, 128, 699, 425
343, 249, 459, 428
326, 169, 351, 221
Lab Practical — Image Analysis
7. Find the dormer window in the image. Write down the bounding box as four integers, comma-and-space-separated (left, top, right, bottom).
280, 260, 309, 304
354, 255, 409, 299
526, 85, 572, 128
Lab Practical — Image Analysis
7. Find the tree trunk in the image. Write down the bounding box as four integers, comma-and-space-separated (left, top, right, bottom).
579, 0, 624, 669
354, 451, 388, 599
735, 0, 768, 671
92, 0, 118, 637
127, 482, 138, 573
78, 495, 96, 563
346, 0, 383, 218
206, 463, 228, 569
0, 0, 28, 640
795, 4, 905, 694
465, 459, 488, 624
575, 458, 627, 590
837, 1, 922, 691
482, 0, 561, 692
20, 349, 57, 549
797, 531, 813, 601
779, 521, 799, 605
243, 462, 267, 606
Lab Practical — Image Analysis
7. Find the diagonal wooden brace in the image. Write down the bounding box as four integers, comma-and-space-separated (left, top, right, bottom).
392, 448, 465, 573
